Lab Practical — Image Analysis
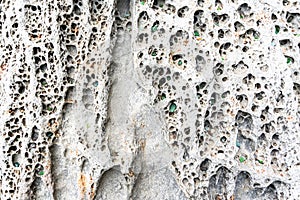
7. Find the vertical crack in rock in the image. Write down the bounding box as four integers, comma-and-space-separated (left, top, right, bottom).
101, 0, 137, 198
100, 0, 182, 199
49, 144, 64, 200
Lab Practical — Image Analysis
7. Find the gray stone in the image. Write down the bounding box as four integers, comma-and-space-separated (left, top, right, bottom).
0, 0, 299, 199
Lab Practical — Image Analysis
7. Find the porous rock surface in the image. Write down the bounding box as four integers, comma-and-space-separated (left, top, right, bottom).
0, 0, 299, 199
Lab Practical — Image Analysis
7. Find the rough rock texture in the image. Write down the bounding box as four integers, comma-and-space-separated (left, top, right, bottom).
0, 0, 300, 199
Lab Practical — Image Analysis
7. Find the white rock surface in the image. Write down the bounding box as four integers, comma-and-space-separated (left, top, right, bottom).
0, 0, 299, 199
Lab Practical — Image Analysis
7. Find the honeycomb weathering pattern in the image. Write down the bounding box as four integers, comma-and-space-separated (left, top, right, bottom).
0, 0, 299, 199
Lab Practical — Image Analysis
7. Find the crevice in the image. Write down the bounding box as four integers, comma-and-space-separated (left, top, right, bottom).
49, 144, 64, 200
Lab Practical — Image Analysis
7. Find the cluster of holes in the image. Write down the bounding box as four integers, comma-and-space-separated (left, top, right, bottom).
2, 0, 121, 198
150, 0, 175, 14
24, 5, 44, 41
194, 10, 206, 34
2, 44, 56, 198
132, 0, 299, 198
177, 6, 189, 18
113, 0, 132, 32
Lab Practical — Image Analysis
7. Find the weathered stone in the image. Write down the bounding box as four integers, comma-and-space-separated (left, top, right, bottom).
0, 0, 299, 199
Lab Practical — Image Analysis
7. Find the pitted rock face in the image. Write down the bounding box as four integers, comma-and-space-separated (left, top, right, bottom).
0, 0, 299, 199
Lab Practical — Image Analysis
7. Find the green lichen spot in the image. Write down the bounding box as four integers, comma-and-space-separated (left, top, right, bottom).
41, 81, 47, 86
140, 0, 145, 5
258, 159, 264, 164
178, 60, 183, 66
14, 162, 20, 167
287, 57, 292, 64
124, 12, 131, 18
93, 81, 99, 87
275, 26, 280, 34
151, 25, 158, 32
46, 132, 53, 137
239, 156, 246, 163
217, 6, 222, 11
199, 82, 206, 89
194, 31, 200, 37
209, 99, 215, 105
38, 171, 44, 175
236, 142, 241, 147
169, 103, 177, 113
152, 51, 157, 56
161, 93, 166, 100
